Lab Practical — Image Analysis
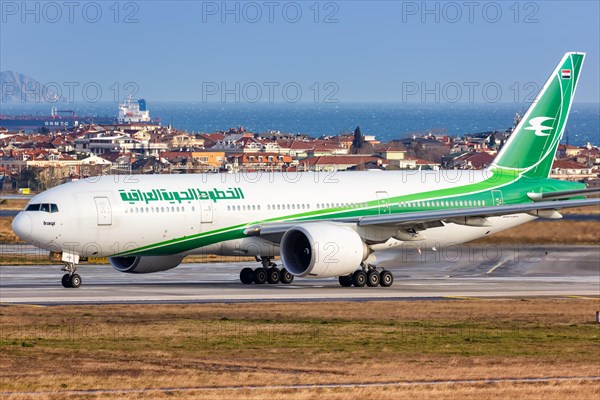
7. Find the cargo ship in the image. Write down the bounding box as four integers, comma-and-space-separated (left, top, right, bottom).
0, 107, 115, 130
0, 97, 158, 130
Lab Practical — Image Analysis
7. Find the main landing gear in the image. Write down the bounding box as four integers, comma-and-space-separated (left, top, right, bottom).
61, 263, 82, 289
240, 257, 294, 285
338, 265, 393, 288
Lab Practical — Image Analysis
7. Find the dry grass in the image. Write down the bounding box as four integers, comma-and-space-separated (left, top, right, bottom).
473, 220, 599, 245
562, 204, 600, 214
2, 381, 599, 400
0, 199, 29, 211
0, 217, 24, 244
1, 299, 599, 399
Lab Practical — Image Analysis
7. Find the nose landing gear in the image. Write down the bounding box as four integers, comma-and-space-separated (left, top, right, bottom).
61, 263, 82, 288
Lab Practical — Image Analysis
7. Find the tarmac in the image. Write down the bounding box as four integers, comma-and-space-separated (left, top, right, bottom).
1, 245, 598, 305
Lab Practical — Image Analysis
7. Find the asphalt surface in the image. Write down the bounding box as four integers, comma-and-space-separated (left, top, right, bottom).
1, 245, 598, 305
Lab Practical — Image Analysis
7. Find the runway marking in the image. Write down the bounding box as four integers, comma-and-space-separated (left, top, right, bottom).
486, 259, 509, 274
0, 302, 46, 308
565, 295, 600, 300
1, 376, 598, 396
443, 296, 482, 301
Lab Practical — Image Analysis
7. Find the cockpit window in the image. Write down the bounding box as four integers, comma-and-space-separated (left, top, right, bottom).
25, 203, 59, 213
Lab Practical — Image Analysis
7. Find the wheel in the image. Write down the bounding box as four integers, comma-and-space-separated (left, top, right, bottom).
352, 270, 367, 287
240, 267, 254, 284
367, 270, 380, 287
61, 274, 71, 288
339, 275, 353, 287
267, 267, 280, 284
380, 270, 393, 287
253, 268, 268, 284
69, 274, 82, 289
280, 268, 294, 284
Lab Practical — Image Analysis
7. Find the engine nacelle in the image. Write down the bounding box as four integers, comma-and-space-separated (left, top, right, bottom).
280, 223, 368, 278
109, 255, 185, 274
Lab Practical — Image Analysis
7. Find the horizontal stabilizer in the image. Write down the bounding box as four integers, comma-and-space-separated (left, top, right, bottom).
528, 188, 600, 201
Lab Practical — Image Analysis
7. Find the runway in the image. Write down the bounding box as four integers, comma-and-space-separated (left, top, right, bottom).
1, 245, 598, 305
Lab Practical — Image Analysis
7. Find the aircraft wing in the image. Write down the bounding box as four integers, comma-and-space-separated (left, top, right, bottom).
244, 198, 600, 240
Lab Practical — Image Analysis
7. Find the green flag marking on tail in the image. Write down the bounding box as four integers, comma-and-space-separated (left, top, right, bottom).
490, 52, 585, 179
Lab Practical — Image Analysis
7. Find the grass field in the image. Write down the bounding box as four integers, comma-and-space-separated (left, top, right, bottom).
1, 299, 599, 399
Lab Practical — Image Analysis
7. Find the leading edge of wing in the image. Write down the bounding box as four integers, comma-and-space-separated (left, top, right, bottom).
357, 198, 600, 226
244, 198, 600, 237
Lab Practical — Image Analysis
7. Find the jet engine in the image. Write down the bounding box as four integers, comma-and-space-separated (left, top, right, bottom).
109, 255, 185, 274
280, 223, 368, 278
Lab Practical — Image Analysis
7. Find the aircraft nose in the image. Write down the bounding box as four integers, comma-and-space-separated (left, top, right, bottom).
12, 213, 33, 241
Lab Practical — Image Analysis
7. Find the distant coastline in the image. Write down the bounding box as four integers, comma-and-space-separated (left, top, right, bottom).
1, 102, 598, 146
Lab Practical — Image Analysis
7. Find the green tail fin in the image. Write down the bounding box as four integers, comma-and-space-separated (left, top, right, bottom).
490, 52, 585, 179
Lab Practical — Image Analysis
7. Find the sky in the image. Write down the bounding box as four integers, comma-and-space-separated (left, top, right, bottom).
1, 0, 599, 103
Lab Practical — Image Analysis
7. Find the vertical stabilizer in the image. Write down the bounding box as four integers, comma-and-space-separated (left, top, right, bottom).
490, 52, 585, 179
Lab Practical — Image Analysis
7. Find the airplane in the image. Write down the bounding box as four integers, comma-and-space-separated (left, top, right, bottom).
12, 52, 600, 289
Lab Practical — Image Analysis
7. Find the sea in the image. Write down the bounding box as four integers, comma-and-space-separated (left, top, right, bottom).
2, 102, 599, 146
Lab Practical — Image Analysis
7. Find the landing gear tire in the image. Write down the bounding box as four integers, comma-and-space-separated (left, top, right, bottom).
267, 267, 281, 284
240, 267, 254, 284
253, 268, 268, 284
280, 268, 294, 284
380, 270, 393, 287
367, 270, 380, 287
352, 270, 367, 287
61, 274, 71, 288
339, 274, 353, 287
69, 274, 82, 289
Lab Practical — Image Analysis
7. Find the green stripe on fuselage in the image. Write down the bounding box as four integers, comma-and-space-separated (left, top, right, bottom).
114, 170, 584, 257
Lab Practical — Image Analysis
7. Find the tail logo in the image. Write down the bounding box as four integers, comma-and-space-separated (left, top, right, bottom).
524, 116, 554, 137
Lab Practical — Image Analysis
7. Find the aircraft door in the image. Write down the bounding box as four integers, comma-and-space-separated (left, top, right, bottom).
200, 200, 213, 223
376, 191, 390, 215
491, 190, 504, 206
94, 197, 112, 226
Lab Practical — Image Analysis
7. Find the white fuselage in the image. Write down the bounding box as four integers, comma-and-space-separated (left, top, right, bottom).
14, 169, 535, 261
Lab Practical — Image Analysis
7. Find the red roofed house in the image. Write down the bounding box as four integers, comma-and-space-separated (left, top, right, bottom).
551, 160, 595, 180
